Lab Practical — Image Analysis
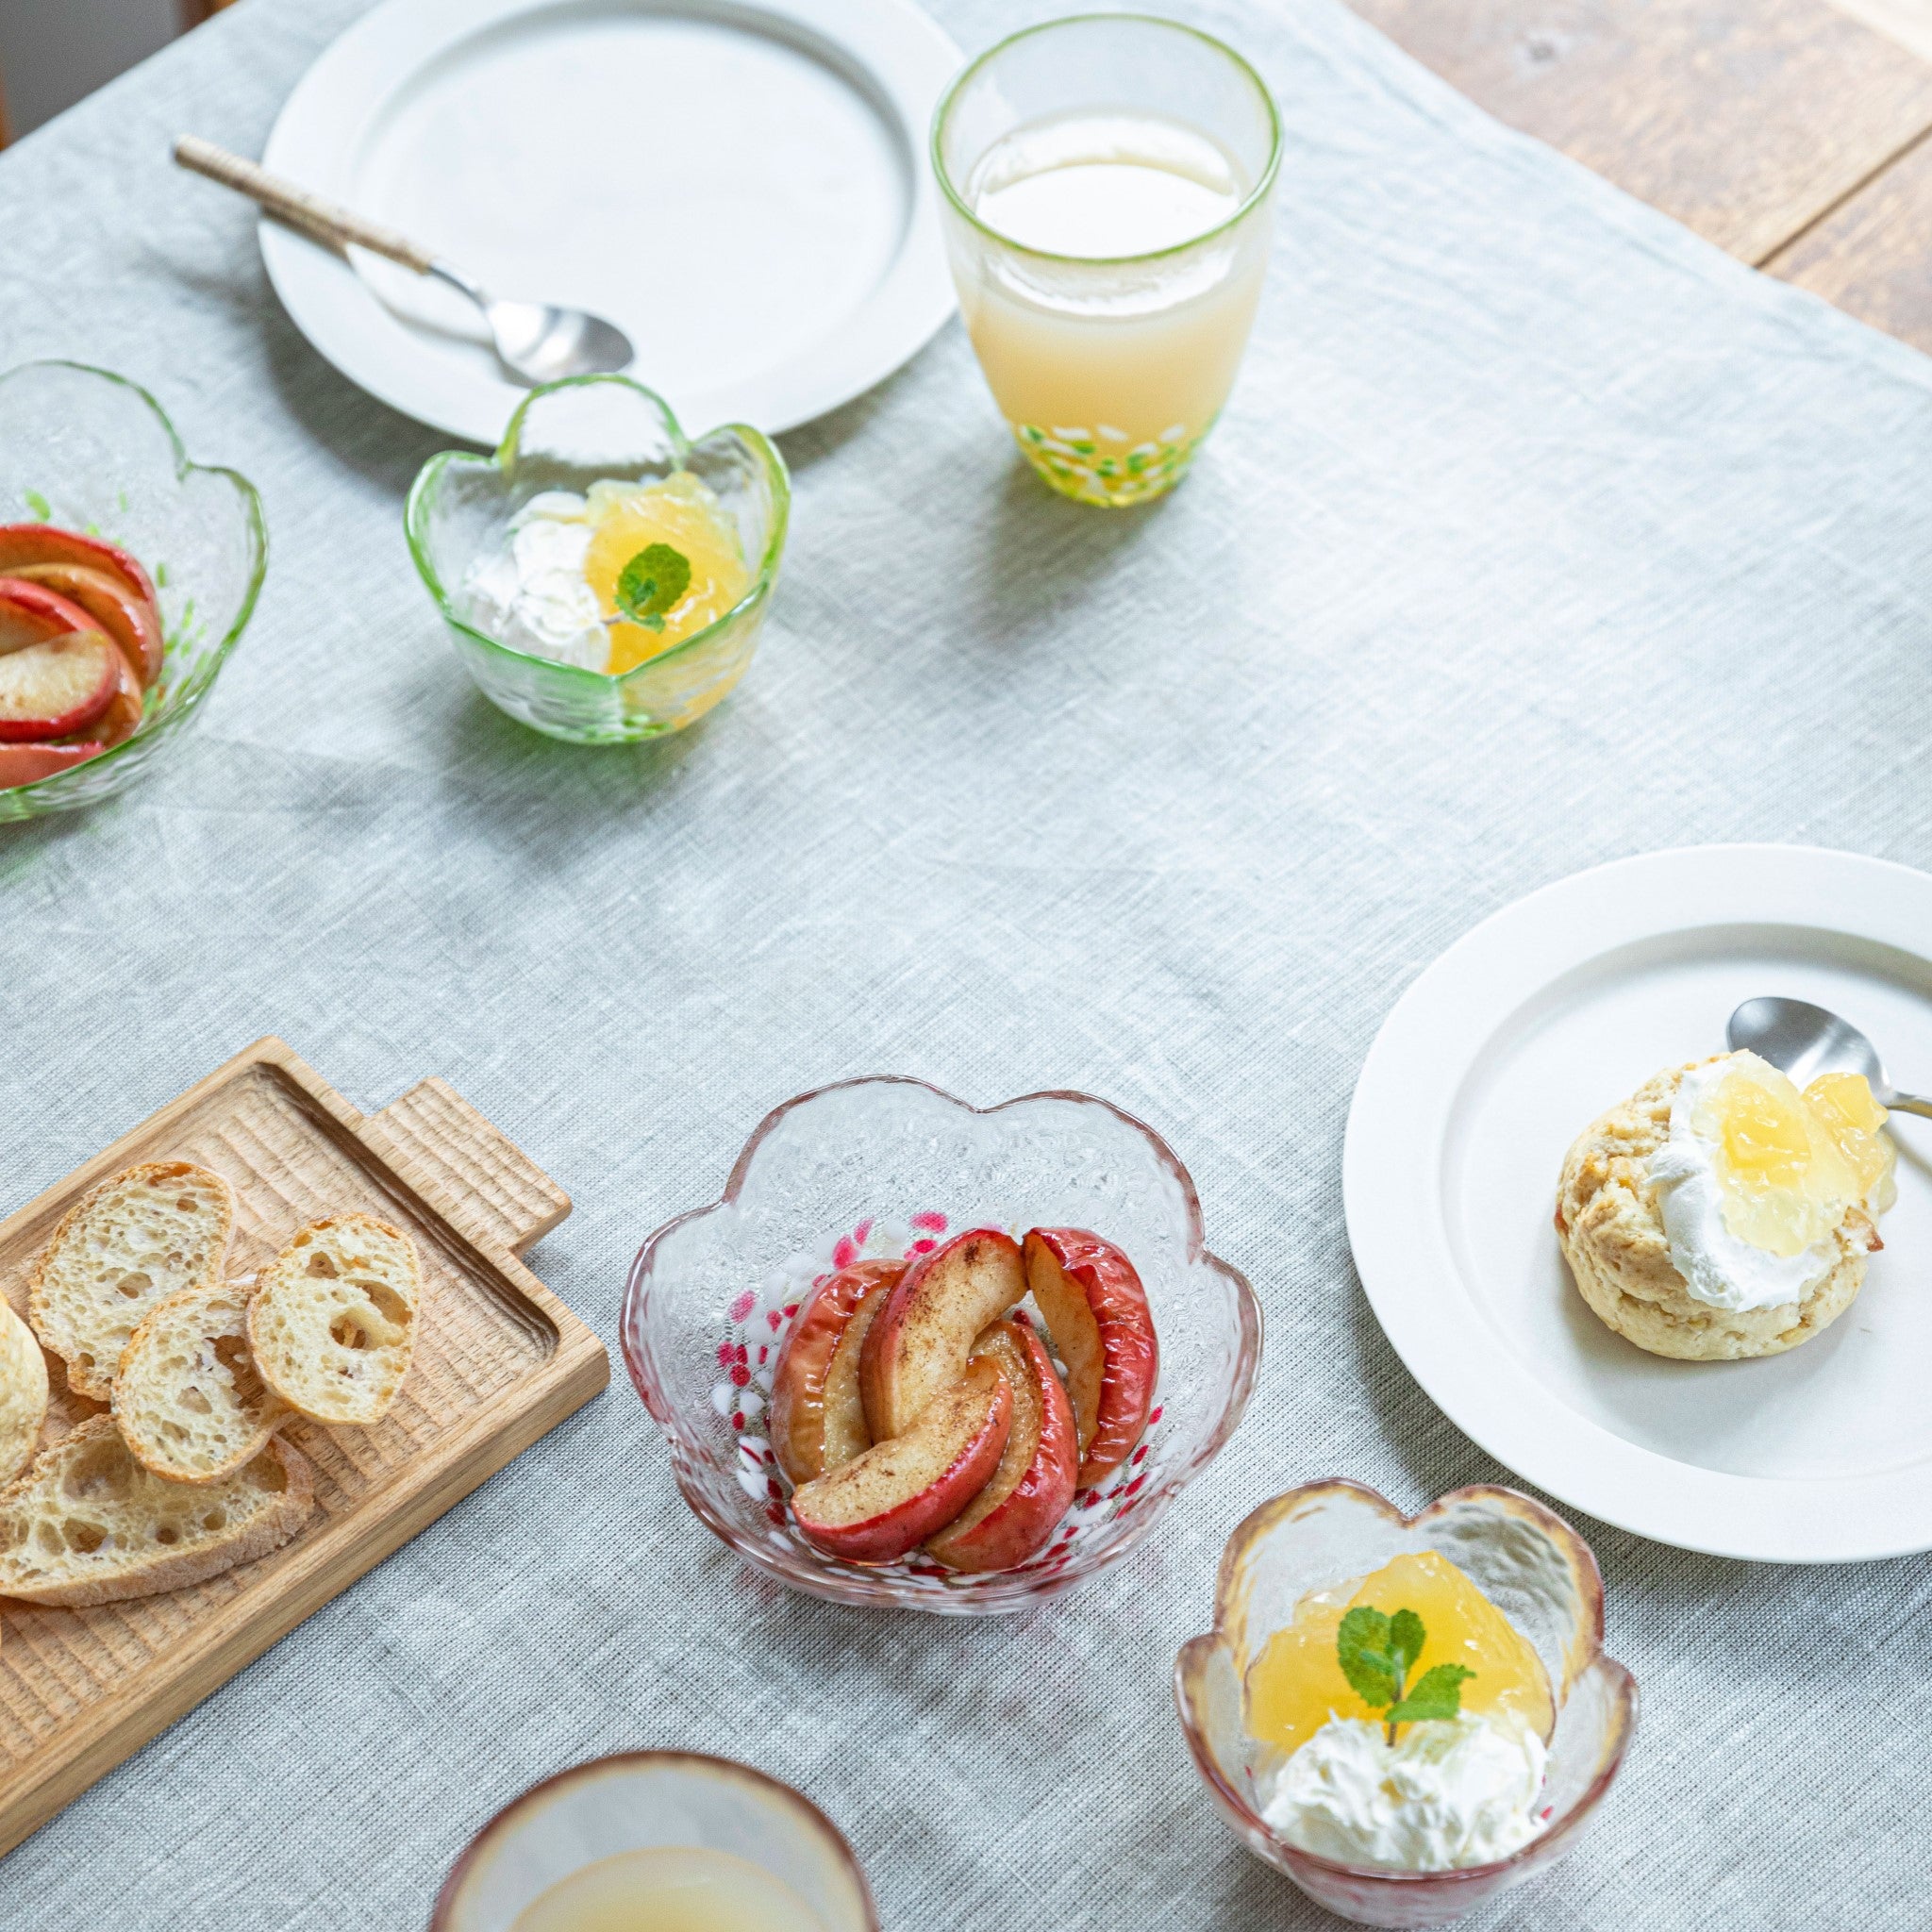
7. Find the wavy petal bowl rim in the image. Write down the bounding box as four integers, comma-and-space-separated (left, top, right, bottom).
619, 1074, 1265, 1611
0, 358, 268, 809
404, 372, 791, 691
1174, 1477, 1639, 1891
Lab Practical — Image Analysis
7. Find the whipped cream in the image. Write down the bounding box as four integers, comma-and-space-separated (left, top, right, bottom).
1260, 1713, 1547, 1872
460, 491, 608, 671
1646, 1054, 1874, 1313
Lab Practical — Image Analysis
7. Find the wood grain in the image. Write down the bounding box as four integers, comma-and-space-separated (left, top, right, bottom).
1346, 0, 1932, 263
0, 1039, 608, 1859
1763, 127, 1932, 350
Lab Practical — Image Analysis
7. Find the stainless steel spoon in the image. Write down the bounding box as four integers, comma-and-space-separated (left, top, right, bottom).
1726, 996, 1932, 1120
175, 136, 634, 387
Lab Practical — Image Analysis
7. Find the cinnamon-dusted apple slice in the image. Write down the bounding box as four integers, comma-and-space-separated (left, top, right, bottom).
860, 1228, 1026, 1440
791, 1357, 1012, 1564
0, 525, 158, 614
769, 1259, 904, 1485
0, 631, 122, 741
925, 1318, 1077, 1574
1024, 1228, 1159, 1489
0, 576, 97, 654
9, 562, 163, 685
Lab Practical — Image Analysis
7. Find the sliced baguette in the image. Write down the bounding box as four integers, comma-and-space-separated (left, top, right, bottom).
0, 1301, 49, 1486
0, 1415, 313, 1607
113, 1278, 288, 1484
246, 1214, 422, 1426
27, 1161, 235, 1401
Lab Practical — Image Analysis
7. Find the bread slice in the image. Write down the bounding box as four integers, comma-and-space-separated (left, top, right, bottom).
112, 1278, 289, 1483
0, 1301, 49, 1486
246, 1214, 422, 1426
0, 1415, 313, 1607
27, 1161, 235, 1401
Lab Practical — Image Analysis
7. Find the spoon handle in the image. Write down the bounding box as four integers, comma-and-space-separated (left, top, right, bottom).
1886, 1093, 1932, 1121
174, 137, 436, 275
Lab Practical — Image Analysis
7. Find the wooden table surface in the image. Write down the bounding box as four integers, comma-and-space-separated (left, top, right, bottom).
1348, 0, 1932, 354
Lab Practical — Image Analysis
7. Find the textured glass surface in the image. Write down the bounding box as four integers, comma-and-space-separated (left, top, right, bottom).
1175, 1482, 1638, 1928
0, 361, 266, 822
406, 376, 789, 743
622, 1077, 1261, 1614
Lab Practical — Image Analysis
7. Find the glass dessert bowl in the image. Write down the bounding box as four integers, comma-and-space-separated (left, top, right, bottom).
430, 1750, 877, 1931
621, 1076, 1261, 1614
0, 360, 266, 822
406, 375, 788, 744
1175, 1481, 1636, 1928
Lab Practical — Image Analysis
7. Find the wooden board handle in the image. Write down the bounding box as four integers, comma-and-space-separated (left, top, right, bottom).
174, 135, 437, 274
366, 1078, 571, 1256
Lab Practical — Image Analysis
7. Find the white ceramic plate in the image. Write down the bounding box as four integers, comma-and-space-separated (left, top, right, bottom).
1344, 844, 1932, 1563
261, 0, 960, 443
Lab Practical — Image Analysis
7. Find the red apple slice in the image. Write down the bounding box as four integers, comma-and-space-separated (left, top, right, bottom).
8, 563, 163, 686
0, 632, 122, 741
769, 1259, 904, 1485
0, 742, 105, 790
72, 647, 143, 750
0, 576, 97, 655
860, 1228, 1027, 1441
1024, 1228, 1159, 1489
925, 1319, 1078, 1574
791, 1357, 1012, 1564
0, 525, 157, 613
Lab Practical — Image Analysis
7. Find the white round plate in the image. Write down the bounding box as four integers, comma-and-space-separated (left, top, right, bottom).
261, 0, 960, 443
1344, 844, 1932, 1563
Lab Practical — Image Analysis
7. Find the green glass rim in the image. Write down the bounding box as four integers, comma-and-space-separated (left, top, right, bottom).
929, 11, 1284, 269
404, 373, 791, 690
0, 358, 269, 804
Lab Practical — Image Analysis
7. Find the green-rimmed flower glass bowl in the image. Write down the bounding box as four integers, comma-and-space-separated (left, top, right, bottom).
406, 376, 790, 743
0, 361, 267, 823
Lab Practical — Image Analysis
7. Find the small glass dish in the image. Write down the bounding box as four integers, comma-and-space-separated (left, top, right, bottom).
406, 375, 789, 743
621, 1075, 1261, 1615
0, 360, 267, 823
1175, 1481, 1637, 1928
430, 1750, 877, 1930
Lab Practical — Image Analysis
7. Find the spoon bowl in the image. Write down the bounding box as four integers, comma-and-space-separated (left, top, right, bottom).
1725, 996, 1932, 1119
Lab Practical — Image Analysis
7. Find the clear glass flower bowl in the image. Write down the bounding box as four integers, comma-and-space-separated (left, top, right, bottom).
620, 1076, 1262, 1614
0, 360, 267, 822
1174, 1481, 1638, 1928
406, 375, 789, 744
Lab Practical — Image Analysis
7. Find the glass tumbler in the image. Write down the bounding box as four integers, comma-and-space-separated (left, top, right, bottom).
932, 14, 1281, 507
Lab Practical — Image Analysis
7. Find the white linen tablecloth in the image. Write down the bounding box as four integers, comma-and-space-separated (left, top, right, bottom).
3, 0, 1931, 1924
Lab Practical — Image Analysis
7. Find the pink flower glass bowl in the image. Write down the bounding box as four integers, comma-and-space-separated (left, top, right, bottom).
1174, 1481, 1637, 1928
620, 1076, 1261, 1614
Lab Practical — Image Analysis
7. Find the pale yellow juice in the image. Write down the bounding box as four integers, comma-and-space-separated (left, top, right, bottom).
954, 111, 1271, 503
509, 1845, 825, 1932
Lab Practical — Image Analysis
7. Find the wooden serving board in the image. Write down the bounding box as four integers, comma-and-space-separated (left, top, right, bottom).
0, 1038, 608, 1859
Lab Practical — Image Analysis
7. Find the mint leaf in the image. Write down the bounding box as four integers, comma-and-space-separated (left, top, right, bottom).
614, 542, 691, 633
1387, 1662, 1474, 1726
1390, 1607, 1425, 1674
1336, 1606, 1398, 1707
23, 491, 50, 522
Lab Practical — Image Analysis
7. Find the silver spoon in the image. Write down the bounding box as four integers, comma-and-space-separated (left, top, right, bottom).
1726, 996, 1932, 1120
175, 137, 634, 387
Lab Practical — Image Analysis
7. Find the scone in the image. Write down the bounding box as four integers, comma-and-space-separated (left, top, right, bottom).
1556, 1055, 1890, 1361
